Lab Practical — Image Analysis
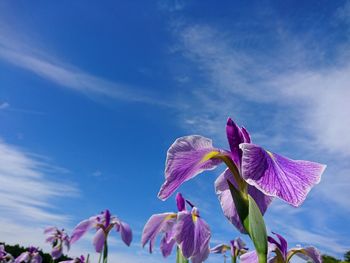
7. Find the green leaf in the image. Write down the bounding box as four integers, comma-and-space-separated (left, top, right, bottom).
176, 246, 189, 263
227, 180, 250, 232
248, 195, 268, 263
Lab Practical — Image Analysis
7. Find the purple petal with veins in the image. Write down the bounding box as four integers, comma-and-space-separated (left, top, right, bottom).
240, 143, 326, 207
70, 218, 95, 244
215, 169, 273, 233
160, 229, 176, 257
175, 208, 211, 261
291, 246, 322, 263
176, 193, 186, 211
15, 252, 29, 263
240, 250, 258, 263
268, 232, 288, 258
158, 135, 223, 200
119, 221, 132, 246
93, 228, 106, 253
226, 118, 248, 167
51, 246, 62, 259
141, 212, 177, 253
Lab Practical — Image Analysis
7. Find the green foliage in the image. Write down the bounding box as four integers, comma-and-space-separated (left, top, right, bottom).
321, 253, 350, 263
0, 242, 71, 263
344, 251, 350, 262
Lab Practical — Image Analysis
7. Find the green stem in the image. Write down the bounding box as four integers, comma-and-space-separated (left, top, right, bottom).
176, 246, 189, 263
257, 252, 267, 263
98, 251, 102, 263
231, 255, 237, 263
86, 254, 90, 263
103, 240, 108, 263
216, 154, 247, 193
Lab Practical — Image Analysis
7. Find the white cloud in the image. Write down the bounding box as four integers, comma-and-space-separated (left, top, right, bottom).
172, 20, 350, 256
175, 24, 350, 156
0, 139, 78, 245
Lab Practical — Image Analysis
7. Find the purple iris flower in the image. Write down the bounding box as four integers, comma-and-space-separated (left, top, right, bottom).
70, 209, 132, 253
60, 255, 87, 263
158, 118, 326, 232
44, 227, 70, 259
240, 232, 321, 263
142, 193, 211, 263
0, 244, 14, 263
15, 247, 42, 263
211, 238, 247, 262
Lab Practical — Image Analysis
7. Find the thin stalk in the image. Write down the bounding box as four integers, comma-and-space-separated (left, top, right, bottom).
231, 255, 237, 263
98, 252, 102, 263
103, 240, 108, 263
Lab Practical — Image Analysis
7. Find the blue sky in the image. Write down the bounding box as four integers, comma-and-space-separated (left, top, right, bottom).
0, 0, 350, 262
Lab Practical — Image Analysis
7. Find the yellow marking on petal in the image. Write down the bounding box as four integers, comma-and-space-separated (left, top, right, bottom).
192, 214, 198, 222
164, 214, 177, 220
266, 150, 274, 159
200, 151, 220, 163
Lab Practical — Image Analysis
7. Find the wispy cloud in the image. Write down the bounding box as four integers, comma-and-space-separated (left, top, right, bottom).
0, 139, 78, 245
0, 27, 171, 108
0, 101, 9, 110
169, 8, 350, 256
174, 23, 350, 156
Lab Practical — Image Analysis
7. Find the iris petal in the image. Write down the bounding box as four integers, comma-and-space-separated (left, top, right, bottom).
70, 218, 95, 244
210, 244, 230, 254
119, 221, 132, 246
240, 250, 258, 263
175, 208, 211, 261
93, 228, 106, 253
141, 212, 176, 253
15, 252, 30, 263
158, 135, 222, 200
226, 118, 247, 167
160, 230, 176, 258
240, 143, 326, 207
290, 246, 322, 263
215, 169, 273, 233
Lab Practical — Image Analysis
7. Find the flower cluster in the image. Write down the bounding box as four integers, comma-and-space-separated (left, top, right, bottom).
0, 245, 14, 263
70, 209, 132, 253
211, 237, 247, 262
44, 227, 70, 259
142, 193, 211, 263
2, 117, 327, 263
15, 247, 42, 263
241, 232, 322, 263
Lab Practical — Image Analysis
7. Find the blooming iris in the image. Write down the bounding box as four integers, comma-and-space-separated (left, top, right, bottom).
211, 237, 247, 263
15, 247, 42, 263
0, 245, 13, 263
70, 209, 132, 253
44, 227, 70, 259
240, 232, 321, 263
142, 193, 211, 263
158, 118, 326, 232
